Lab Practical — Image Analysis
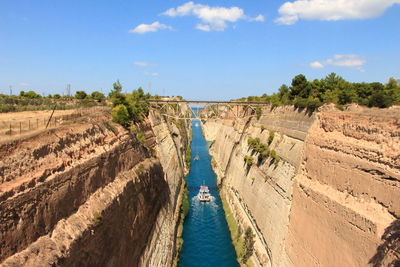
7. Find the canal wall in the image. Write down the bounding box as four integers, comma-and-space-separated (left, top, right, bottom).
202, 105, 400, 267
0, 107, 191, 266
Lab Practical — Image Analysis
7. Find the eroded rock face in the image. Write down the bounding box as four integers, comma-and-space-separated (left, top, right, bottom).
202, 105, 400, 267
287, 109, 399, 267
0, 109, 190, 266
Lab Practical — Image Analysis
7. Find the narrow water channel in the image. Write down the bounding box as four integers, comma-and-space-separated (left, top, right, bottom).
180, 120, 239, 267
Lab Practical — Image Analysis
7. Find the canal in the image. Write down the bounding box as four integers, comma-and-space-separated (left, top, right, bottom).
180, 119, 239, 267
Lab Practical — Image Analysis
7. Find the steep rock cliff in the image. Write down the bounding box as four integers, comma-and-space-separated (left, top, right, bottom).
0, 108, 190, 266
202, 105, 399, 267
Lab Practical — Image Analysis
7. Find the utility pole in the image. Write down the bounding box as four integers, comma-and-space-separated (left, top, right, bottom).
9, 85, 12, 96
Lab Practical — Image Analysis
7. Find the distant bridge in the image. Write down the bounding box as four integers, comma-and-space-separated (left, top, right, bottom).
148, 99, 269, 120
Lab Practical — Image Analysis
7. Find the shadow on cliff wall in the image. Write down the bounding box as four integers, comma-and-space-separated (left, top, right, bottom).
369, 219, 400, 267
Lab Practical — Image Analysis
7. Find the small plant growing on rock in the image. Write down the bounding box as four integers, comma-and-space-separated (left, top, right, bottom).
255, 107, 262, 120
136, 131, 146, 146
268, 130, 275, 145
92, 211, 103, 227
270, 149, 280, 166
136, 163, 145, 175
129, 124, 137, 134
244, 156, 254, 167
260, 125, 266, 132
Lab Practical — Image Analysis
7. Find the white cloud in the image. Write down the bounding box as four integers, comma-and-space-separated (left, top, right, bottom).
196, 24, 211, 31
163, 2, 264, 31
134, 61, 155, 67
309, 54, 366, 71
249, 15, 265, 22
129, 21, 173, 34
309, 61, 324, 68
276, 0, 400, 25
143, 72, 159, 77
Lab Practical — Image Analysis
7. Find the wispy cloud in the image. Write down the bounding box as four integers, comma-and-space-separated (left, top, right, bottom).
249, 15, 265, 22
163, 2, 264, 31
309, 54, 366, 71
134, 61, 156, 67
143, 72, 159, 77
19, 82, 30, 87
129, 21, 173, 34
276, 0, 400, 25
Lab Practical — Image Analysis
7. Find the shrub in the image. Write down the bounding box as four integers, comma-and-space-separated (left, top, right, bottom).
247, 137, 260, 150
112, 104, 130, 127
20, 90, 41, 99
255, 106, 262, 120
91, 91, 105, 102
260, 125, 266, 132
270, 149, 280, 166
136, 131, 146, 146
92, 212, 103, 227
0, 104, 16, 113
241, 227, 255, 263
268, 130, 275, 145
75, 91, 87, 99
244, 156, 254, 167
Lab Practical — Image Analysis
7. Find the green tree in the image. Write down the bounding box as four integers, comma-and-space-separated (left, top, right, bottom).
385, 78, 400, 104
368, 91, 393, 108
290, 74, 309, 99
111, 104, 130, 127
20, 90, 41, 99
127, 87, 151, 123
75, 91, 87, 99
91, 91, 105, 102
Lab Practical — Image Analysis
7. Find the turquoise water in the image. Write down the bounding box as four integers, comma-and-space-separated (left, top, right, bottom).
180, 120, 239, 267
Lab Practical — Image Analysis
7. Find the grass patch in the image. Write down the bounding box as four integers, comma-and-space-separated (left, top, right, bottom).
185, 146, 191, 170
220, 194, 254, 266
173, 180, 189, 267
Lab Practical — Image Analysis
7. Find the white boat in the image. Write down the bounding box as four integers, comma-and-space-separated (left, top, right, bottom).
194, 155, 200, 160
198, 185, 211, 202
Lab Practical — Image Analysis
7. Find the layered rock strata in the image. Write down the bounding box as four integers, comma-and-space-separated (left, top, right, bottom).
0, 108, 190, 266
202, 105, 399, 267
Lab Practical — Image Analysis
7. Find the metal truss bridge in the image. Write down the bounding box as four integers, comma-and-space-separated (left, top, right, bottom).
148, 99, 269, 120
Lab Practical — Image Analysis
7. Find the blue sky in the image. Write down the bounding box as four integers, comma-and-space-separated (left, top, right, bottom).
1, 0, 399, 100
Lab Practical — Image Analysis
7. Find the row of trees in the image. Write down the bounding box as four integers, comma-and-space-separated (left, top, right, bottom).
244, 73, 400, 109
15, 90, 106, 102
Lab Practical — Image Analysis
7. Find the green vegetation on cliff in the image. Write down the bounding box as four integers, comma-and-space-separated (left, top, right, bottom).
220, 194, 254, 267
239, 73, 400, 109
110, 80, 151, 126
173, 180, 189, 267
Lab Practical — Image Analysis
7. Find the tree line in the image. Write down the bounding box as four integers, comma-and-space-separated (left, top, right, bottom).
242, 73, 400, 109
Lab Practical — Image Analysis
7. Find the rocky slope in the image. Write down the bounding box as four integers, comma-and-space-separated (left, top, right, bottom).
202, 105, 400, 267
0, 108, 190, 266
